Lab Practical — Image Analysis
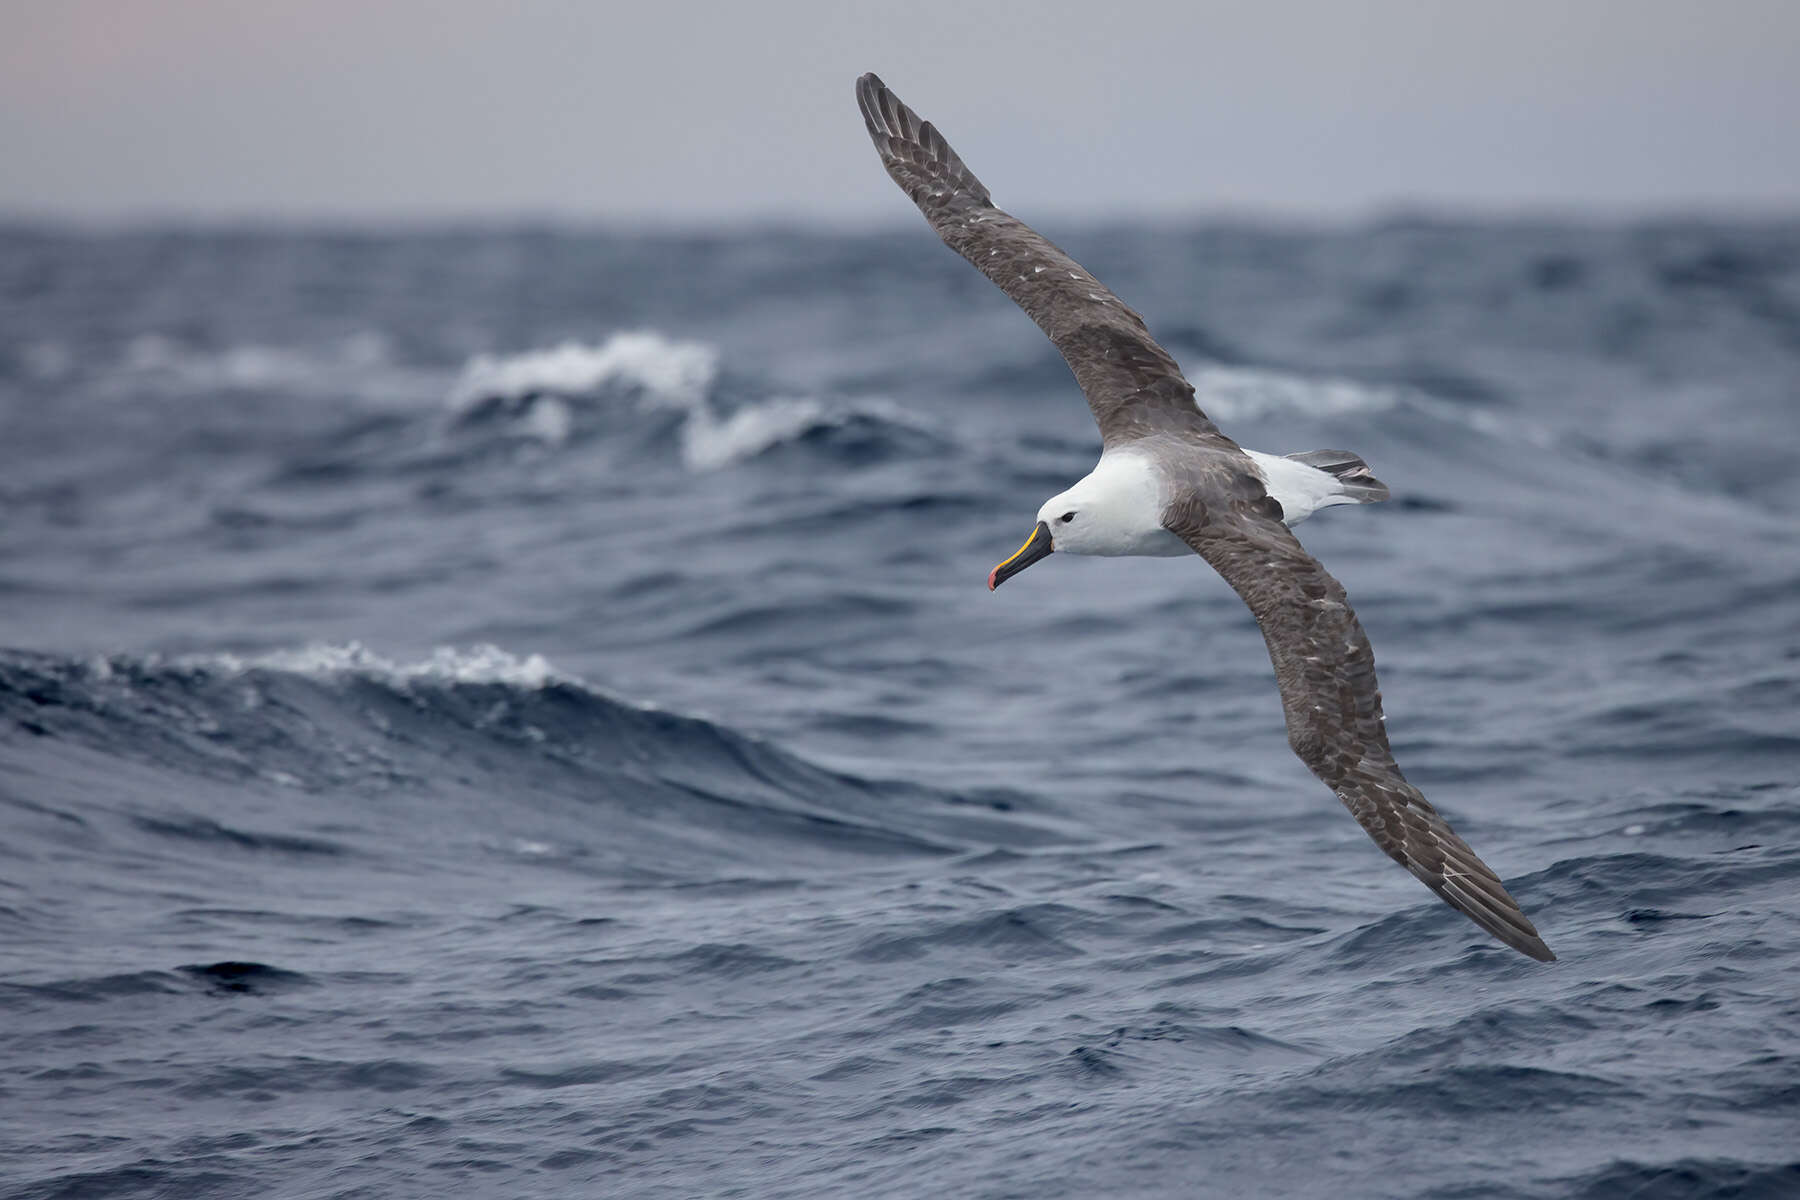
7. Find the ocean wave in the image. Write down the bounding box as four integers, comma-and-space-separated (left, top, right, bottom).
448, 334, 716, 417
92, 332, 443, 404
200, 641, 563, 689
1573, 1158, 1800, 1199
1182, 360, 1577, 463
0, 644, 974, 866
1186, 363, 1403, 421
444, 331, 942, 469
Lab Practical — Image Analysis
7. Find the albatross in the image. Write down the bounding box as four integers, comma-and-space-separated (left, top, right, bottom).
855, 72, 1555, 962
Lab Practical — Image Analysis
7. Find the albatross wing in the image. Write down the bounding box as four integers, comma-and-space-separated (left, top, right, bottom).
856, 72, 1226, 449
1164, 498, 1557, 961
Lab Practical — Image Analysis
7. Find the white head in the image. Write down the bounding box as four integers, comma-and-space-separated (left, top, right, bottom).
1032, 480, 1131, 556
988, 452, 1169, 589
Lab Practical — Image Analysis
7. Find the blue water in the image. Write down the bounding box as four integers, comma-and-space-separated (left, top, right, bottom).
2, 220, 1798, 1199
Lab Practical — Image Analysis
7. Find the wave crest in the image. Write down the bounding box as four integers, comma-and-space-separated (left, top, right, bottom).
1187, 364, 1402, 421
199, 641, 562, 690
448, 334, 717, 416
445, 331, 938, 470
97, 332, 437, 403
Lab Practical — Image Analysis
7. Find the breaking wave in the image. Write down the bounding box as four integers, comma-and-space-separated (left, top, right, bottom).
1187, 363, 1403, 421
446, 332, 941, 469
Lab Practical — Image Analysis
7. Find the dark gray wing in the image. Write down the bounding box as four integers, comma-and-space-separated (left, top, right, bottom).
1165, 498, 1556, 962
856, 72, 1223, 448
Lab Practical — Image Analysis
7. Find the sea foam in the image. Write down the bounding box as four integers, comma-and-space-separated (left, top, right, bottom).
446, 331, 912, 470
194, 641, 564, 690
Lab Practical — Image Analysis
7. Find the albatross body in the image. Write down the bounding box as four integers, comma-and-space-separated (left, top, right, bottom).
856, 72, 1555, 962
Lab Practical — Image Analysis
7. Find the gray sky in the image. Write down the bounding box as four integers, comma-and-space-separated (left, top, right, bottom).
4, 0, 1798, 224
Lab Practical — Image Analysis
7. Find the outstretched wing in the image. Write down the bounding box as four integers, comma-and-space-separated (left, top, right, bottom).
856, 72, 1224, 448
1165, 500, 1556, 961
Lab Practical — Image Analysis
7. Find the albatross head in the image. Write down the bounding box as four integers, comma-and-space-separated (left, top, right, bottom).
988, 455, 1173, 589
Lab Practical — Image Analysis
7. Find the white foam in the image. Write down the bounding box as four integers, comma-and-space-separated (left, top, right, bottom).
102, 332, 438, 403
520, 395, 574, 446
1187, 364, 1402, 421
445, 331, 915, 472
194, 642, 561, 689
447, 333, 718, 415
1404, 392, 1559, 449
1185, 362, 1560, 452
122, 334, 323, 390
681, 396, 828, 471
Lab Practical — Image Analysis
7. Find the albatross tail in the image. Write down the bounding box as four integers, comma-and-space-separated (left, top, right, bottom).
1245, 448, 1390, 526
1285, 449, 1390, 504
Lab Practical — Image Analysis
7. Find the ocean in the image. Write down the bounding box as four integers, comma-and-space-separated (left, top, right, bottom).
2, 219, 1797, 1198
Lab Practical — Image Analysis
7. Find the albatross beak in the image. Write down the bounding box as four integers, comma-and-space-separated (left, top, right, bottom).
988, 521, 1054, 590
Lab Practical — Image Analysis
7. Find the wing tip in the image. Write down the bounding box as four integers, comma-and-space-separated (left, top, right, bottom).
1433, 819, 1557, 964
851, 72, 992, 209
1390, 799, 1558, 963
855, 71, 883, 115
1462, 908, 1558, 963
1425, 861, 1557, 962
1506, 923, 1557, 962
855, 72, 887, 140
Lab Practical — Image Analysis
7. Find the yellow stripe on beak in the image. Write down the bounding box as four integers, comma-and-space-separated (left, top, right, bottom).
988, 520, 1055, 591
994, 526, 1043, 573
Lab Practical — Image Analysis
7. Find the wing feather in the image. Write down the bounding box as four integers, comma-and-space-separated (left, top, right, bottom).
856, 73, 1220, 446
1165, 501, 1556, 962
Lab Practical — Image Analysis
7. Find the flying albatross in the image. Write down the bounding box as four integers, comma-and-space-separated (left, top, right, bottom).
855, 72, 1555, 962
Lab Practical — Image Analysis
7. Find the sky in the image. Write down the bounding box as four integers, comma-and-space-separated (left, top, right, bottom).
3, 0, 1798, 225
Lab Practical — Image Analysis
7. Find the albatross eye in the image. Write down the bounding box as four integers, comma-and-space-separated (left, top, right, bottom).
1059, 512, 1075, 524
